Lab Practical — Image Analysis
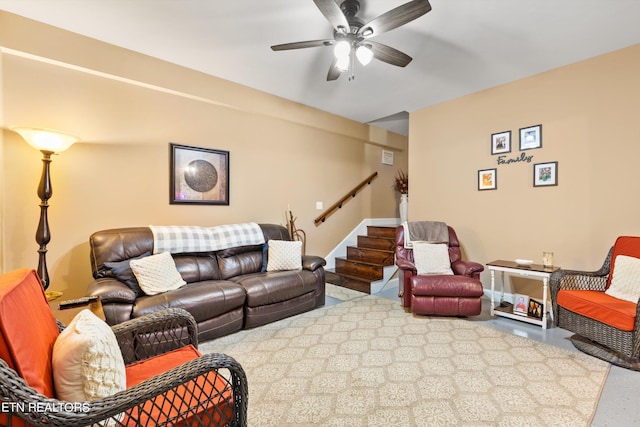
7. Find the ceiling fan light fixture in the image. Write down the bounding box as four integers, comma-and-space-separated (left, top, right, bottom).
356, 44, 373, 65
333, 40, 351, 59
335, 55, 350, 71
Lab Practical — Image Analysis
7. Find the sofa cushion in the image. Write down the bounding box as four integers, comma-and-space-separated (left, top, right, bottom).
130, 252, 186, 295
266, 240, 302, 272
132, 280, 246, 322
412, 242, 454, 275
0, 269, 59, 398
557, 289, 636, 331
217, 249, 263, 280
104, 252, 151, 297
232, 271, 318, 307
52, 309, 126, 402
605, 254, 640, 303
607, 236, 640, 288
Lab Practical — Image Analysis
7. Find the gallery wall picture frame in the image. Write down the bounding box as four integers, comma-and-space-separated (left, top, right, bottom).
478, 168, 497, 191
533, 161, 558, 187
519, 124, 542, 151
491, 130, 511, 155
170, 143, 230, 205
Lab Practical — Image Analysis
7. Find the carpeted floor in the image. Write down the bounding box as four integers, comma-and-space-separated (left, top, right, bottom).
325, 283, 368, 301
200, 294, 609, 427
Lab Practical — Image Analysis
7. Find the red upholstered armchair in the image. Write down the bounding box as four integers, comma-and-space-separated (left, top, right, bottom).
395, 225, 485, 316
0, 269, 247, 427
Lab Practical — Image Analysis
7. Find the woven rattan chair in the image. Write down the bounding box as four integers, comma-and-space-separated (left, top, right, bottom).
0, 268, 248, 426
551, 238, 640, 370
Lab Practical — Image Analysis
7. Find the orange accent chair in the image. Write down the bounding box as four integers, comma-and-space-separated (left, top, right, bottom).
551, 236, 640, 369
0, 268, 247, 426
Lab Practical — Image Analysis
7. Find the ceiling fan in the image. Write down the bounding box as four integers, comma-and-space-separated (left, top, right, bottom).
271, 0, 432, 81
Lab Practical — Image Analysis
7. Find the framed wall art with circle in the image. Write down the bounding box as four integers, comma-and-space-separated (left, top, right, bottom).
170, 143, 229, 205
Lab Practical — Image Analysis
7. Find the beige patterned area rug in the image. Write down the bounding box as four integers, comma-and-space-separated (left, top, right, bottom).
200, 295, 609, 427
325, 283, 368, 301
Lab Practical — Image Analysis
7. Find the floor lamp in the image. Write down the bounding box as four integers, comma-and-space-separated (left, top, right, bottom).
11, 127, 78, 290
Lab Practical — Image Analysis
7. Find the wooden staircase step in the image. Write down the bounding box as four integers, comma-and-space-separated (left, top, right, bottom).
346, 246, 394, 265
357, 235, 395, 251
325, 270, 373, 294
367, 225, 397, 239
335, 257, 383, 281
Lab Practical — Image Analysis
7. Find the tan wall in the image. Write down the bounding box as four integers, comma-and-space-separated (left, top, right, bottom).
0, 12, 407, 298
409, 43, 640, 297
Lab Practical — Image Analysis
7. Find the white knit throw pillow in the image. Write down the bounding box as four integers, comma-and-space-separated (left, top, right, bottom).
606, 255, 640, 303
52, 309, 126, 402
412, 242, 454, 275
267, 240, 302, 271
130, 251, 186, 295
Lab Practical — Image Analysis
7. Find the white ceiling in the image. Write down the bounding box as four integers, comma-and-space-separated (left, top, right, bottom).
1, 0, 640, 135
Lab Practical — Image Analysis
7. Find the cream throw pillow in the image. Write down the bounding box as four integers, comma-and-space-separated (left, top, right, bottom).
605, 255, 640, 303
413, 242, 454, 275
130, 251, 186, 295
52, 309, 126, 402
267, 240, 302, 271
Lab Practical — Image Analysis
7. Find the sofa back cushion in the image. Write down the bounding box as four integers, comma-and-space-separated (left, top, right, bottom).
90, 227, 221, 284
216, 224, 292, 279
607, 236, 640, 288
0, 269, 59, 398
217, 246, 264, 279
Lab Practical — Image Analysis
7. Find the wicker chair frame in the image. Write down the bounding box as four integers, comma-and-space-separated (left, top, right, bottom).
550, 247, 640, 367
0, 308, 248, 427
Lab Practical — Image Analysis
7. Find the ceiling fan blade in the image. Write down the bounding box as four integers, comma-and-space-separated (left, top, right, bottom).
271, 39, 334, 51
358, 0, 431, 38
368, 41, 413, 67
327, 57, 343, 81
313, 0, 350, 33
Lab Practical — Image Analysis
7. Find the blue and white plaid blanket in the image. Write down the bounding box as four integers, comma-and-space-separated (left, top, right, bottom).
150, 223, 265, 254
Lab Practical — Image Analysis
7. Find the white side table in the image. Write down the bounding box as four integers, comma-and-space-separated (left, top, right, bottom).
487, 260, 559, 329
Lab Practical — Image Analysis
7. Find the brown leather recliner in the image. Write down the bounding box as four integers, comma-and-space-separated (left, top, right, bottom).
395, 225, 485, 316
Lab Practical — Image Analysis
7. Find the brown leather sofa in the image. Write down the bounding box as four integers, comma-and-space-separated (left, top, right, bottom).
395, 225, 485, 316
87, 224, 326, 341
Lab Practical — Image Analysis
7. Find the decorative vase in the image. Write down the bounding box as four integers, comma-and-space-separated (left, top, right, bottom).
399, 194, 408, 223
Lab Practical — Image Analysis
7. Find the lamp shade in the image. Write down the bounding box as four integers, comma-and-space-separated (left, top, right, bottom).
333, 40, 351, 59
356, 44, 374, 66
11, 127, 78, 153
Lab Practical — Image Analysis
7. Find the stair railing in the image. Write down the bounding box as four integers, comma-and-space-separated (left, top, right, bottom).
314, 172, 378, 226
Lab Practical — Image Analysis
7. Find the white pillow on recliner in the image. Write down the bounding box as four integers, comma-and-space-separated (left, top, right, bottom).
605, 255, 640, 303
412, 242, 454, 275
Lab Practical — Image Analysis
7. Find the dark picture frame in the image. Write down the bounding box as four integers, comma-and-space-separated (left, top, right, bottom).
519, 124, 542, 150
533, 161, 558, 187
478, 168, 497, 191
491, 130, 511, 155
170, 143, 229, 205
528, 298, 544, 319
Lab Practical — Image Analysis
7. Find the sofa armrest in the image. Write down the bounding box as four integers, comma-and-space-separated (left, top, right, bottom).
451, 260, 484, 277
302, 255, 326, 271
87, 278, 137, 304
112, 308, 198, 363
